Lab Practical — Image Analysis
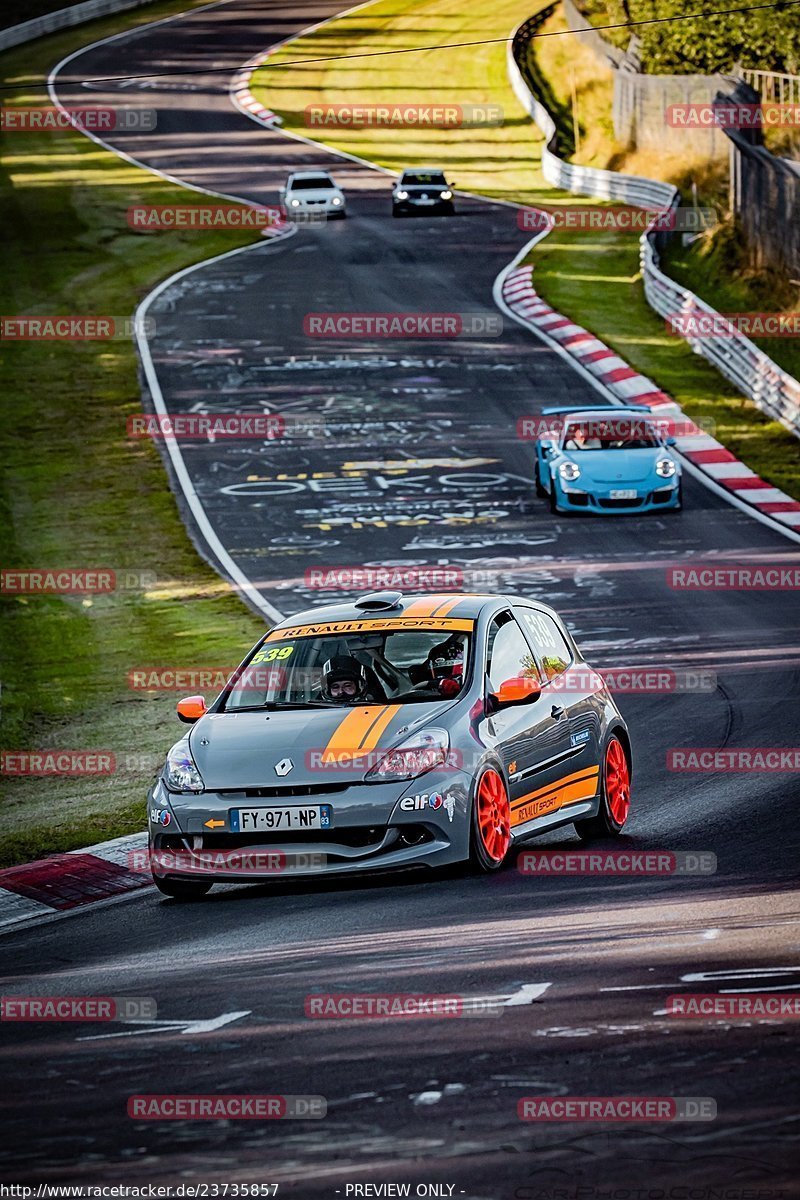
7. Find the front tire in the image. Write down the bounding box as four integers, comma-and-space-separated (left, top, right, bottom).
152, 874, 213, 900
549, 478, 560, 513
535, 462, 547, 497
573, 734, 631, 840
469, 767, 511, 872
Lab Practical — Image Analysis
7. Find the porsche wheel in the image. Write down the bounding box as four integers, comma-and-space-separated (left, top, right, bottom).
574, 735, 631, 840
470, 767, 511, 872
152, 875, 213, 900
549, 480, 560, 514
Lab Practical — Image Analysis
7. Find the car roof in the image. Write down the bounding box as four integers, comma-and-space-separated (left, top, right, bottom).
401, 166, 446, 174
270, 592, 519, 631
289, 170, 334, 180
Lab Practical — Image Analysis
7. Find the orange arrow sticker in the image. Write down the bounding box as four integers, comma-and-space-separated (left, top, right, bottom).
204, 818, 225, 829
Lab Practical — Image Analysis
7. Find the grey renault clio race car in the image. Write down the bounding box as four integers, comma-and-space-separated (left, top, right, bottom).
147, 591, 632, 898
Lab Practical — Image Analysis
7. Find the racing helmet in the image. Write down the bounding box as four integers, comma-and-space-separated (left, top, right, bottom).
426, 635, 466, 696
322, 655, 367, 701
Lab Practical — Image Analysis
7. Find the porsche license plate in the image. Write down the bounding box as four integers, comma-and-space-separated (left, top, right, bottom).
230, 806, 331, 832
610, 489, 637, 499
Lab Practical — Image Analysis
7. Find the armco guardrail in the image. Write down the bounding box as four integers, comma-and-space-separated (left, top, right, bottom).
0, 0, 156, 51
509, 9, 800, 438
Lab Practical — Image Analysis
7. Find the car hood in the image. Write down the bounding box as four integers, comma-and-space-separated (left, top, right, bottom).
187, 701, 456, 789
287, 188, 341, 201
564, 448, 669, 484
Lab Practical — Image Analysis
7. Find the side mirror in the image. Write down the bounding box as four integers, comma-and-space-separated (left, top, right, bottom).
177, 695, 207, 724
488, 676, 541, 712
540, 439, 555, 457
666, 435, 677, 446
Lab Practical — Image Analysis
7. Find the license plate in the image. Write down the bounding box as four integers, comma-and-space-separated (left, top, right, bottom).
229, 806, 331, 833
610, 489, 637, 499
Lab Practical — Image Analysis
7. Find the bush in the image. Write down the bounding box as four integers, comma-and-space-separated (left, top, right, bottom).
575, 0, 800, 74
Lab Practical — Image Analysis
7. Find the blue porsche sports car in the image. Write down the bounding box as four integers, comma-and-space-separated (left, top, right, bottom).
533, 405, 683, 514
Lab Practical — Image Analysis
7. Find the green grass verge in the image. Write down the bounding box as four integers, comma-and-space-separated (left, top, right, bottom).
0, 0, 268, 867
251, 0, 800, 502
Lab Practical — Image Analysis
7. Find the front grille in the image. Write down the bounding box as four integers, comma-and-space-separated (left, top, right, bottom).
201, 827, 386, 849
598, 497, 644, 509
217, 783, 349, 799
566, 493, 589, 506
652, 488, 674, 503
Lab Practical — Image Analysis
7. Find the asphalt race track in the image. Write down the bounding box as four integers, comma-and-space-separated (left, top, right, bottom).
1, 0, 799, 1192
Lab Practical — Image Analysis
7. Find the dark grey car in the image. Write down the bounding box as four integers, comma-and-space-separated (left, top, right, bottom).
392, 168, 456, 216
147, 591, 631, 899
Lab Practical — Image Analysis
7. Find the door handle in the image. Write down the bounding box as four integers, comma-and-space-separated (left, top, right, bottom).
550, 705, 566, 720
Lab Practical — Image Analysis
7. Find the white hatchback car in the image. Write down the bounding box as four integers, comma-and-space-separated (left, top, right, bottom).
280, 170, 346, 219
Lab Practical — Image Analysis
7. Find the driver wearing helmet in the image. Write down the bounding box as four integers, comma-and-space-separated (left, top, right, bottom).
424, 634, 466, 697
321, 655, 376, 704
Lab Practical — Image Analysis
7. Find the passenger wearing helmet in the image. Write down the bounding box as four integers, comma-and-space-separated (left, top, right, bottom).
424, 634, 466, 697
321, 655, 374, 704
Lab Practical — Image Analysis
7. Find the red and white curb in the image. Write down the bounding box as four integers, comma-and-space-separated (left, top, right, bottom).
502, 264, 800, 533
0, 833, 150, 930
230, 49, 282, 127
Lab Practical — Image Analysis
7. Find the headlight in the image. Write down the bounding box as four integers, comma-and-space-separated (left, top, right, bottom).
365, 727, 449, 782
396, 190, 409, 200
331, 196, 342, 205
655, 458, 677, 478
290, 198, 300, 207
559, 462, 581, 482
165, 737, 204, 793
440, 190, 453, 200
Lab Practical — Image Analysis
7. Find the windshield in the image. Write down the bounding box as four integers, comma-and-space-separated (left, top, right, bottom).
290, 176, 334, 190
563, 418, 661, 451
223, 627, 472, 711
402, 172, 446, 186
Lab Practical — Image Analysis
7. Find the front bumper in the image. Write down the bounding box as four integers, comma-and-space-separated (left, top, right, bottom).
286, 199, 345, 218
553, 480, 680, 513
146, 770, 472, 881
393, 197, 454, 213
